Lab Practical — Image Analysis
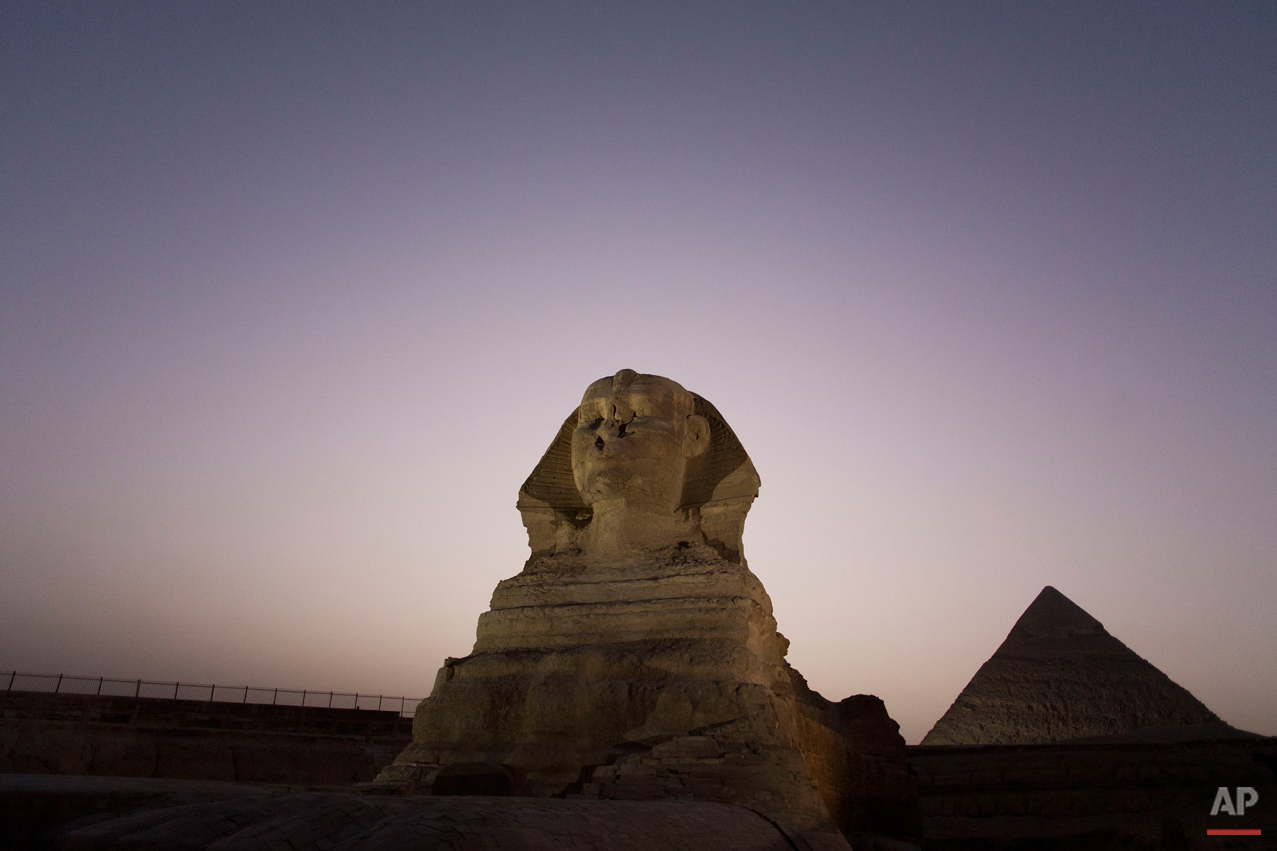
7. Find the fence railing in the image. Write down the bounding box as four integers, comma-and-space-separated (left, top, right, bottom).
1, 671, 422, 718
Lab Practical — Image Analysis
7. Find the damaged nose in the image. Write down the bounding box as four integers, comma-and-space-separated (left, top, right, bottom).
595, 422, 619, 450
599, 417, 628, 441
591, 404, 632, 451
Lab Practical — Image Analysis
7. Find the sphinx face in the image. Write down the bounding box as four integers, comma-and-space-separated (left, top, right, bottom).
571, 373, 707, 512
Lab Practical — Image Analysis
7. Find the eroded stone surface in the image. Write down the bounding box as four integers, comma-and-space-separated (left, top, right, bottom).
922, 586, 1220, 746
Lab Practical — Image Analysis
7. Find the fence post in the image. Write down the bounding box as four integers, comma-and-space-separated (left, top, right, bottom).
242, 686, 248, 704
97, 677, 103, 695
328, 691, 333, 708
7, 671, 16, 691
301, 689, 307, 708
354, 692, 359, 711
55, 674, 63, 694
173, 682, 179, 699
378, 695, 383, 712
273, 688, 278, 705
135, 680, 141, 698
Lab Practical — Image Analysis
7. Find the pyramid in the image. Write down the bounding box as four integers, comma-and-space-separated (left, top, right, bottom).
922, 586, 1219, 745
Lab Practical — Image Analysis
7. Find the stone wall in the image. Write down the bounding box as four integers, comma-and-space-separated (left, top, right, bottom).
909, 737, 1277, 850
0, 691, 411, 785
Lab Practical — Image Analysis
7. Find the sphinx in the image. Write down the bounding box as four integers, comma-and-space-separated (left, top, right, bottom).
382, 371, 918, 849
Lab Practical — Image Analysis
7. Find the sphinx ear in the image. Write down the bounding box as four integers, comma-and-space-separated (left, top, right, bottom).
683, 414, 710, 458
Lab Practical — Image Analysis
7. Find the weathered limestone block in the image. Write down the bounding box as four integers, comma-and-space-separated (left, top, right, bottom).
386, 371, 919, 850
394, 543, 817, 802
788, 679, 923, 842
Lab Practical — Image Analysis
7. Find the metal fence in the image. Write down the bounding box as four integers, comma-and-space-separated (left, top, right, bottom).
1, 671, 422, 718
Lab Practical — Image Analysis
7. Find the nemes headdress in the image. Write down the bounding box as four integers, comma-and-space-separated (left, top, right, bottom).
517, 376, 760, 562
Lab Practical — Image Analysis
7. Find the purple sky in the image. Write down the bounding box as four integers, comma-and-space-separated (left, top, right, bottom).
2, 2, 1274, 743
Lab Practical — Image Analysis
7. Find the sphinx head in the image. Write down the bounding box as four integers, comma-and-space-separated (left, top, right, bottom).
518, 370, 759, 562
571, 370, 710, 514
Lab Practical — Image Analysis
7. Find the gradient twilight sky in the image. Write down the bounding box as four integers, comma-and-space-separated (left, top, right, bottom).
2, 2, 1274, 743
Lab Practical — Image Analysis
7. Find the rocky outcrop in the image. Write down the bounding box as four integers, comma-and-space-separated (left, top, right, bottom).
788, 677, 923, 842
923, 587, 1219, 745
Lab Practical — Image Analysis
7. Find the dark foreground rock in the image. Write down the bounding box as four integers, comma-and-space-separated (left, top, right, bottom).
1, 774, 804, 851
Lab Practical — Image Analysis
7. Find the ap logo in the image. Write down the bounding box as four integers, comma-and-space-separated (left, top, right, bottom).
1212, 786, 1259, 816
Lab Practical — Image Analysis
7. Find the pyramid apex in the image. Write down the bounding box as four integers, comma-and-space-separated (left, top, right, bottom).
1008, 585, 1105, 642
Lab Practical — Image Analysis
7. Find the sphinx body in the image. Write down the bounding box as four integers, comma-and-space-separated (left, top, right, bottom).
384, 372, 917, 849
